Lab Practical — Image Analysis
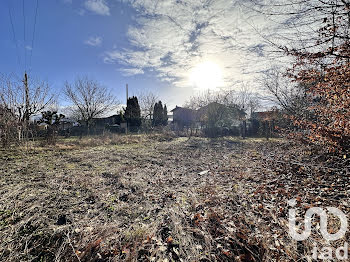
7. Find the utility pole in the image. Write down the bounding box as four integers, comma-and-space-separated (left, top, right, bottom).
24, 72, 30, 122
19, 72, 29, 141
126, 84, 128, 134
126, 84, 128, 103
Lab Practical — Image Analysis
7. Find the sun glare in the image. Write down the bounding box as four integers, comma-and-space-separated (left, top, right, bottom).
190, 61, 224, 90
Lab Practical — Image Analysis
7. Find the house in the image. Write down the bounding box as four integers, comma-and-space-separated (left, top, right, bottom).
171, 106, 198, 128
92, 114, 124, 127
58, 118, 79, 131
251, 110, 279, 121
89, 114, 126, 134
251, 110, 280, 138
171, 102, 246, 135
197, 102, 245, 126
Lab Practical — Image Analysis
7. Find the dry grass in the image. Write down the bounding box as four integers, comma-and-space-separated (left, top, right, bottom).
0, 134, 348, 261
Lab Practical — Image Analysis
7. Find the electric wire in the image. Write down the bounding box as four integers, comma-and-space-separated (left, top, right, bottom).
29, 0, 39, 70
8, 1, 21, 66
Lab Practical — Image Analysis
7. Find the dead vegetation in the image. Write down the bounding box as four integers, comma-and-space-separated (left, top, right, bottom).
0, 134, 348, 261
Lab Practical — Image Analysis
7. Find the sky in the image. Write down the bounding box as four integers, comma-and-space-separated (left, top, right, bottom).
0, 0, 289, 110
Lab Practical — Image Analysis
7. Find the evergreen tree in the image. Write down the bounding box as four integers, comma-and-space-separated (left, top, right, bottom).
163, 105, 168, 126
119, 110, 125, 123
125, 96, 141, 129
153, 101, 163, 126
153, 101, 168, 126
39, 111, 65, 144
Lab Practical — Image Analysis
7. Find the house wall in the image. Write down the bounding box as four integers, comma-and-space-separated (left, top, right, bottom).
173, 109, 196, 126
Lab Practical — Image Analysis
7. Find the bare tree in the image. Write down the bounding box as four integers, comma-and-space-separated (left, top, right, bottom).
138, 91, 159, 120
0, 73, 55, 143
228, 85, 261, 117
185, 90, 225, 110
64, 76, 117, 129
259, 68, 309, 116
185, 87, 261, 117
229, 86, 262, 138
0, 104, 17, 147
0, 73, 54, 123
244, 0, 350, 60
184, 89, 249, 137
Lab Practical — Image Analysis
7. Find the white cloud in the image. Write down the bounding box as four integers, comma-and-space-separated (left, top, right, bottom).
104, 0, 289, 92
84, 36, 103, 46
84, 0, 110, 16
119, 68, 145, 76
77, 9, 86, 16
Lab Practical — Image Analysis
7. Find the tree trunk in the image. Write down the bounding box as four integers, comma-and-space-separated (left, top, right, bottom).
242, 120, 247, 139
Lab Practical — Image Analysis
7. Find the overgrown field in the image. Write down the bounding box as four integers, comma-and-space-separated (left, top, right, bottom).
0, 134, 349, 261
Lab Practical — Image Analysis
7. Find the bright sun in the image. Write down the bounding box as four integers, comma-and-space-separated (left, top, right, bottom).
190, 61, 224, 90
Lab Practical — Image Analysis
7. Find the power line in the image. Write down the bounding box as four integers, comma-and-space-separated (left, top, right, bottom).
29, 0, 39, 69
8, 1, 21, 66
